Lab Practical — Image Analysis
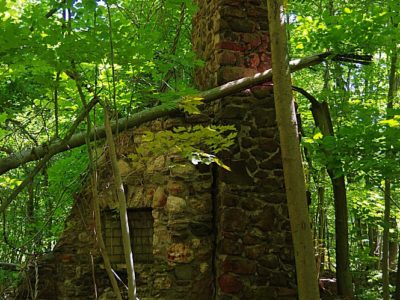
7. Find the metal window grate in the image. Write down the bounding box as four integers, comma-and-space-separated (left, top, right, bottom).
103, 208, 154, 264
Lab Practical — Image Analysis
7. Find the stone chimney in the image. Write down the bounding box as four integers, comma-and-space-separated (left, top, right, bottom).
193, 0, 297, 298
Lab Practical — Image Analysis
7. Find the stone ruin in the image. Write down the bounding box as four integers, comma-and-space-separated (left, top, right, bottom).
19, 1, 297, 299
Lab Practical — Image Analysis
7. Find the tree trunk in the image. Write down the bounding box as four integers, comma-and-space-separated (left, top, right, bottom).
293, 87, 354, 298
26, 177, 35, 239
395, 242, 400, 299
317, 183, 326, 275
267, 1, 320, 299
103, 107, 137, 300
354, 217, 364, 251
382, 180, 391, 300
383, 44, 398, 300
389, 219, 398, 270
81, 101, 122, 298
368, 225, 378, 257
329, 174, 353, 298
90, 170, 122, 300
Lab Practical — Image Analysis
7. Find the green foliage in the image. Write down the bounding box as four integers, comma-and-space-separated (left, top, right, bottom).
0, 0, 211, 291
178, 95, 204, 114
0, 0, 399, 298
290, 0, 398, 55
129, 125, 237, 170
291, 0, 400, 296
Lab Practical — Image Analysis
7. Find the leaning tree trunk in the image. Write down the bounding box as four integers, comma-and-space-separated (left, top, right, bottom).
0, 52, 331, 178
267, 1, 320, 299
293, 87, 354, 298
103, 107, 138, 300
83, 106, 122, 299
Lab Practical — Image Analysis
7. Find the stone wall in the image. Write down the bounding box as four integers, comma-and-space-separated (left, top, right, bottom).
20, 117, 216, 299
94, 125, 216, 300
19, 1, 296, 299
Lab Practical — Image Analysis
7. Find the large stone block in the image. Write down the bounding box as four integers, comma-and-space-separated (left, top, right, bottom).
152, 186, 167, 208
174, 264, 193, 280
222, 256, 256, 274
221, 207, 247, 232
229, 18, 257, 33
220, 237, 244, 255
167, 243, 194, 264
219, 160, 254, 185
218, 66, 257, 83
166, 196, 187, 214
218, 273, 243, 294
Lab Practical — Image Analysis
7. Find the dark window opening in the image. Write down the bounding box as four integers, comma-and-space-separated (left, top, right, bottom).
103, 208, 154, 264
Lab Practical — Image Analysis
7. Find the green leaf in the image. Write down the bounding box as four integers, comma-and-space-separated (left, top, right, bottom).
344, 7, 352, 14
178, 95, 204, 115
0, 113, 7, 123
379, 119, 400, 127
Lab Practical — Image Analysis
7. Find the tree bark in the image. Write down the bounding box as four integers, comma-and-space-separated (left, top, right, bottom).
90, 167, 122, 300
316, 183, 326, 275
80, 98, 122, 298
267, 1, 320, 299
293, 87, 354, 298
389, 221, 398, 270
0, 52, 330, 176
329, 174, 353, 298
103, 107, 137, 300
383, 46, 398, 300
368, 225, 378, 258
395, 243, 400, 300
382, 180, 391, 300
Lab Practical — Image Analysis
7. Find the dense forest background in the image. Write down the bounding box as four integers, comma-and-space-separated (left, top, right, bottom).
0, 0, 400, 299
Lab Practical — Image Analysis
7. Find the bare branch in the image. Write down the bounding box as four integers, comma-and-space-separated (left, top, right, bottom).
0, 97, 99, 213
0, 262, 19, 271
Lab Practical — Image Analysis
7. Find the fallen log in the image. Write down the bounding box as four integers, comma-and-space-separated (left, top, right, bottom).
0, 52, 330, 176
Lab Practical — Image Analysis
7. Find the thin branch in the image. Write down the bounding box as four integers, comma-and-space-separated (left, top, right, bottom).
0, 262, 19, 271
9, 120, 39, 146
54, 71, 61, 138
45, 0, 66, 19
0, 97, 99, 213
45, 7, 60, 19
106, 3, 117, 109
158, 2, 186, 93
332, 53, 373, 65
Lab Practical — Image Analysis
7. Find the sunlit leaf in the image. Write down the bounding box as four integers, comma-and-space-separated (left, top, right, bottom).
344, 7, 352, 14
